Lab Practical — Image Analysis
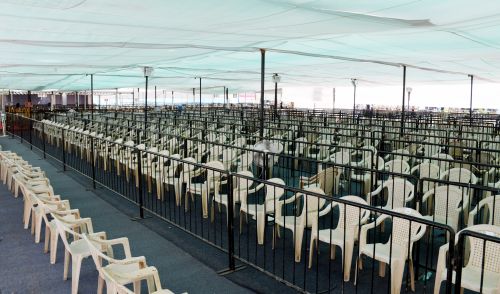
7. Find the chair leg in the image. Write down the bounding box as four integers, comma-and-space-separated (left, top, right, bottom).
294, 229, 304, 263
31, 210, 36, 235
133, 281, 141, 294
97, 275, 104, 294
379, 261, 386, 277
71, 257, 82, 294
50, 230, 58, 264
35, 214, 43, 243
44, 225, 50, 253
409, 259, 416, 291
308, 235, 316, 269
63, 250, 70, 280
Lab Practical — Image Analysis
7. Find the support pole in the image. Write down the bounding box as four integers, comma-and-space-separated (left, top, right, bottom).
199, 78, 202, 117
192, 88, 195, 106
351, 79, 357, 123
76, 91, 79, 109
132, 89, 135, 108
274, 80, 278, 119
154, 86, 157, 108
145, 76, 148, 132
226, 87, 229, 108
171, 91, 174, 107
333, 87, 336, 112
401, 65, 407, 136
91, 74, 94, 120
260, 49, 265, 138
469, 74, 474, 126
115, 88, 118, 108
223, 86, 226, 109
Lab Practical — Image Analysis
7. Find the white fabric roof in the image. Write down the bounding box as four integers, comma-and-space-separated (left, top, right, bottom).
1, 0, 500, 91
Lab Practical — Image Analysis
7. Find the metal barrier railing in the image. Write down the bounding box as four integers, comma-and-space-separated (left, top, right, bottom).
8, 113, 500, 294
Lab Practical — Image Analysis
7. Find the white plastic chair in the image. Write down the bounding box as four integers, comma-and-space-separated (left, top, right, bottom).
410, 162, 440, 193
367, 177, 415, 209
434, 225, 500, 294
355, 207, 427, 294
274, 186, 327, 262
421, 185, 469, 233
240, 178, 286, 245
384, 159, 410, 175
185, 161, 225, 218
308, 195, 370, 281
83, 234, 157, 294
52, 216, 109, 294
212, 171, 254, 223
468, 195, 500, 226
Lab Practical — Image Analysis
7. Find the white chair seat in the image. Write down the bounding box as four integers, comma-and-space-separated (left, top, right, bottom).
360, 243, 407, 264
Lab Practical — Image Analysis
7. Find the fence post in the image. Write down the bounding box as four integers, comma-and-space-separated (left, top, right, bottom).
137, 147, 145, 218
29, 117, 32, 149
61, 128, 66, 171
451, 233, 461, 294
183, 138, 188, 158
42, 122, 46, 159
226, 173, 235, 270
90, 135, 96, 189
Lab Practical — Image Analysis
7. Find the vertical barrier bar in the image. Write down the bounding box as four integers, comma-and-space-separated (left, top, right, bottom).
42, 122, 46, 159
90, 135, 96, 189
259, 49, 265, 138
29, 116, 32, 150
401, 65, 406, 136
137, 145, 145, 219
61, 128, 66, 171
226, 173, 235, 270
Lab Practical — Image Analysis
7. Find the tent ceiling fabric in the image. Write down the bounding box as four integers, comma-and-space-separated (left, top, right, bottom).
1, 0, 500, 91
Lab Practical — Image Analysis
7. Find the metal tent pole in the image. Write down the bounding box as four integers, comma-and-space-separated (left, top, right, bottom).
145, 77, 148, 131
259, 49, 265, 138
192, 88, 195, 106
351, 79, 357, 123
171, 91, 174, 107
401, 65, 407, 136
91, 74, 94, 120
333, 87, 336, 112
154, 86, 157, 108
469, 74, 474, 126
199, 78, 202, 116
274, 79, 278, 119
223, 86, 226, 109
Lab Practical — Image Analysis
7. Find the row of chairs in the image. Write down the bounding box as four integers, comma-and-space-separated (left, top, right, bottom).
0, 148, 176, 294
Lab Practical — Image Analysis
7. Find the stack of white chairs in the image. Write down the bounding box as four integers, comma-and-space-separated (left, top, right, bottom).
0, 148, 177, 294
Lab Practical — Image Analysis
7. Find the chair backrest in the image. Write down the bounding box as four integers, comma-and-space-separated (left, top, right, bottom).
330, 150, 351, 165
384, 159, 410, 174
180, 157, 197, 182
294, 137, 308, 155
265, 178, 286, 203
52, 216, 84, 255
390, 207, 427, 249
460, 225, 500, 273
382, 177, 414, 209
411, 162, 440, 192
429, 185, 468, 218
427, 153, 454, 172
314, 167, 339, 196
474, 195, 500, 226
441, 168, 477, 185
336, 196, 370, 231
301, 187, 326, 226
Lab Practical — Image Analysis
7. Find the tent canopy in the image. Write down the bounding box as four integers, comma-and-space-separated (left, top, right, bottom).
1, 0, 500, 91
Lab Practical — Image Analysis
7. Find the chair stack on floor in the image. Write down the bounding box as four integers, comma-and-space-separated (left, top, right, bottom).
0, 147, 176, 294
